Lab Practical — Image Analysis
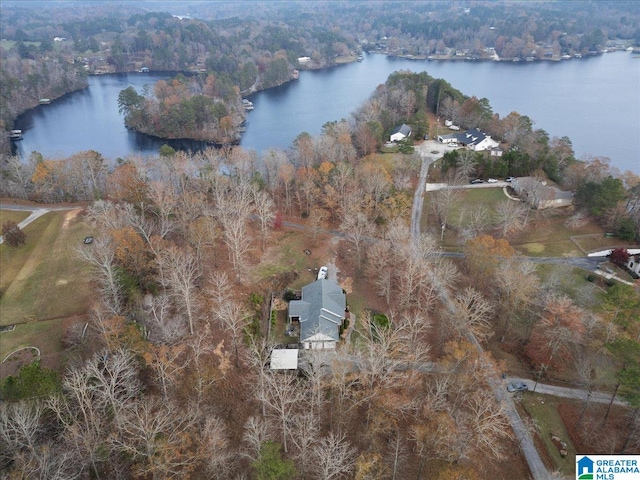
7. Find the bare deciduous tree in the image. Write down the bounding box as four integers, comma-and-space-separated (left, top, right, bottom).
253, 188, 275, 251
157, 244, 201, 335
495, 199, 530, 236
451, 287, 494, 342
340, 210, 374, 263
76, 236, 123, 315
312, 432, 356, 480
256, 372, 305, 453
217, 299, 252, 366
114, 397, 205, 478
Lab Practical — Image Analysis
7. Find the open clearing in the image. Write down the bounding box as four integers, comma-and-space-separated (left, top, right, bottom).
0, 208, 30, 226
520, 393, 578, 476
421, 188, 627, 258
0, 210, 94, 326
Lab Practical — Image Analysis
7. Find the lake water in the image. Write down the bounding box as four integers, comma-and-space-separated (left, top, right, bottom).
15, 52, 640, 173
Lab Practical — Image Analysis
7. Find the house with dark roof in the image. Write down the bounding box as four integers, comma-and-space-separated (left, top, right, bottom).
390, 123, 412, 142
288, 279, 346, 350
437, 127, 499, 151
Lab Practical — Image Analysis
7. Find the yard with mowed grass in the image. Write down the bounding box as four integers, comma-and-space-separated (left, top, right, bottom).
0, 210, 94, 326
509, 213, 604, 257
0, 317, 72, 377
423, 187, 622, 258
448, 188, 510, 226
520, 393, 578, 476
0, 209, 30, 226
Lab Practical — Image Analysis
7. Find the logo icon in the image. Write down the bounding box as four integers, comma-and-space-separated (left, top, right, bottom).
577, 456, 594, 479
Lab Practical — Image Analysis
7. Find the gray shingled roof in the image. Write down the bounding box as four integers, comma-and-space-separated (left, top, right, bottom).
392, 123, 412, 137
289, 279, 346, 343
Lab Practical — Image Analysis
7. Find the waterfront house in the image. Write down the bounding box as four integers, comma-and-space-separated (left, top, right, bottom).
511, 177, 573, 209
437, 127, 499, 151
390, 123, 412, 142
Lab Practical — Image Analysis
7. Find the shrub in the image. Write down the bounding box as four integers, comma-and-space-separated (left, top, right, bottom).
1, 220, 26, 247
0, 360, 61, 401
283, 290, 297, 301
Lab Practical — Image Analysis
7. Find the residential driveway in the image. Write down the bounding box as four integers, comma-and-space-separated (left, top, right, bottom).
0, 204, 78, 244
412, 141, 448, 239
507, 376, 625, 406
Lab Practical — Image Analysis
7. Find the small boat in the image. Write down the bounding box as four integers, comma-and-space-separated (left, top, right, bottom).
9, 129, 23, 140
39, 98, 51, 105
291, 69, 299, 79
242, 99, 254, 110
356, 55, 363, 61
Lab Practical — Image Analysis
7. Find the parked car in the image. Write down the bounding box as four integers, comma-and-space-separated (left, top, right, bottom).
505, 176, 515, 182
470, 179, 484, 184
487, 178, 498, 183
317, 266, 328, 280
447, 143, 458, 148
507, 382, 528, 392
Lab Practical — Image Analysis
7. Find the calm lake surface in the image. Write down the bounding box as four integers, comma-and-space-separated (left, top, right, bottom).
15, 51, 640, 173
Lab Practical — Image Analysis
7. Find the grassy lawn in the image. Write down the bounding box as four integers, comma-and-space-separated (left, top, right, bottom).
0, 209, 30, 226
571, 233, 638, 254
254, 231, 310, 284
521, 393, 577, 476
510, 213, 603, 257
0, 39, 41, 50
535, 264, 602, 298
0, 210, 94, 326
0, 318, 66, 364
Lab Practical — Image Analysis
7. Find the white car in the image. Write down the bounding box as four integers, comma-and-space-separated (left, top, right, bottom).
487, 178, 498, 183
317, 266, 328, 280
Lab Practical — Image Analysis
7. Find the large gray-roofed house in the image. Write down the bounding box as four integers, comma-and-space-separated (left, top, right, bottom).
511, 177, 574, 209
288, 279, 346, 350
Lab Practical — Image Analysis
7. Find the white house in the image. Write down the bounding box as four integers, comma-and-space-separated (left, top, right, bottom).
390, 124, 412, 142
437, 133, 458, 144
626, 254, 640, 278
457, 128, 499, 151
437, 127, 499, 151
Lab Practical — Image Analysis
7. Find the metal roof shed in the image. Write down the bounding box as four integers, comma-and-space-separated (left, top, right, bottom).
270, 349, 299, 370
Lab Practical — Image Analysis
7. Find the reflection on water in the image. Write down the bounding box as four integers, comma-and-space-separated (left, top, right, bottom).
13, 53, 640, 173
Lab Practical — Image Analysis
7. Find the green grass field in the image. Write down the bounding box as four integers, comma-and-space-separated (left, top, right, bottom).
0, 209, 30, 226
521, 394, 577, 476
0, 210, 94, 326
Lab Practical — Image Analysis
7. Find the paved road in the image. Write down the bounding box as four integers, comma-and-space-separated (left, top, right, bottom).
407, 153, 550, 480
412, 141, 449, 238
507, 377, 625, 406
